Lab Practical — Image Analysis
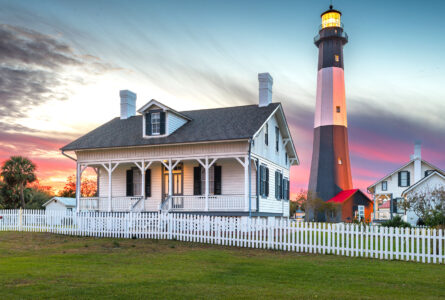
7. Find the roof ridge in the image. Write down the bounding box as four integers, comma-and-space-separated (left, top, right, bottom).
179, 102, 280, 114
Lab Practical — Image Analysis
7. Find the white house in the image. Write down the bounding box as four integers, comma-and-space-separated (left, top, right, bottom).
61, 73, 299, 217
43, 197, 76, 212
367, 143, 445, 225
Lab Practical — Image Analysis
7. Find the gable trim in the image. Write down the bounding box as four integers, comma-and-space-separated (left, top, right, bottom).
252, 104, 300, 165
401, 171, 445, 196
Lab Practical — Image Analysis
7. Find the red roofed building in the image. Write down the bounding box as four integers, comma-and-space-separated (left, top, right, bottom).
326, 189, 373, 222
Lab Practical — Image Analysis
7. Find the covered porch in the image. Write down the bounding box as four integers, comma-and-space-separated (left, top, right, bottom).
76, 155, 257, 213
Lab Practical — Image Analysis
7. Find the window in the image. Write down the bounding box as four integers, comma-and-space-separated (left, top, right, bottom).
260, 165, 269, 197
357, 205, 365, 220
398, 171, 410, 187
275, 126, 279, 152
338, 157, 342, 165
425, 170, 434, 177
151, 112, 160, 135
334, 55, 339, 62
285, 152, 288, 165
382, 181, 388, 191
275, 171, 283, 200
336, 106, 341, 113
265, 124, 268, 145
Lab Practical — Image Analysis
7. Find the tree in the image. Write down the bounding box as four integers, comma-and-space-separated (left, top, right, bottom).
1, 156, 36, 208
59, 175, 97, 198
301, 191, 341, 222
404, 186, 445, 227
26, 182, 54, 209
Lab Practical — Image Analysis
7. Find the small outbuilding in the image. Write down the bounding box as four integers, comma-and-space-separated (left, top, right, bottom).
43, 197, 76, 212
326, 189, 373, 223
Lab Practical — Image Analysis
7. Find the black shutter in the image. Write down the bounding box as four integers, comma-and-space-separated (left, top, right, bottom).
398, 172, 401, 187
256, 162, 260, 197
146, 113, 152, 136
146, 169, 152, 197
275, 171, 278, 199
193, 166, 201, 195
265, 167, 269, 196
126, 169, 133, 196
259, 166, 266, 197
407, 172, 410, 186
214, 165, 222, 195
160, 111, 166, 135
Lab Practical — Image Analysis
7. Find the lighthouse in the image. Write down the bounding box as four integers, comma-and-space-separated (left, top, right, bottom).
308, 6, 353, 204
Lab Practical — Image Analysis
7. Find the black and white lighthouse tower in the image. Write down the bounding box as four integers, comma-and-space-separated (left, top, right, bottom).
308, 6, 353, 203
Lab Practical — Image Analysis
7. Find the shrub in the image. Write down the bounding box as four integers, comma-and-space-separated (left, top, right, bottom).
423, 210, 445, 228
381, 215, 411, 228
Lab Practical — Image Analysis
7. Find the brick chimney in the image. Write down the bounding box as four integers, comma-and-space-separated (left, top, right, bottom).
258, 73, 273, 107
410, 141, 422, 183
120, 90, 136, 119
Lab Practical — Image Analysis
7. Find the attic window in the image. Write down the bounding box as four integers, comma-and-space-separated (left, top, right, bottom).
151, 112, 160, 135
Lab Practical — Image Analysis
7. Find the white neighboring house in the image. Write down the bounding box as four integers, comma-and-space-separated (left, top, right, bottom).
43, 197, 76, 212
401, 171, 445, 225
367, 143, 445, 225
60, 73, 299, 217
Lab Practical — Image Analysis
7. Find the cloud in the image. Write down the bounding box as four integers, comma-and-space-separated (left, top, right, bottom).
0, 24, 115, 119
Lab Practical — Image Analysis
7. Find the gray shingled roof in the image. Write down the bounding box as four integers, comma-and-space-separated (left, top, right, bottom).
61, 103, 280, 151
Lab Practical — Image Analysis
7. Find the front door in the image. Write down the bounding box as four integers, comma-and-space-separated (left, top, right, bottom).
162, 163, 183, 199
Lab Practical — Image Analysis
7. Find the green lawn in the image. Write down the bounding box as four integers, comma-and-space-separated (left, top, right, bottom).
0, 232, 444, 299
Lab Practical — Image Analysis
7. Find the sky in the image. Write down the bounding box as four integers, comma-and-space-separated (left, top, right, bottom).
0, 0, 444, 196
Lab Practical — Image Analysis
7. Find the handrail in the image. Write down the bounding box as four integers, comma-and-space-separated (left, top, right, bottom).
130, 197, 144, 212
159, 196, 171, 212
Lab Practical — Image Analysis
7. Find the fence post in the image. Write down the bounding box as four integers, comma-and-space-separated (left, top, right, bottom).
19, 208, 23, 232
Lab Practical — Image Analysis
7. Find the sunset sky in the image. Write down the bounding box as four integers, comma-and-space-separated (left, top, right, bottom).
1, 0, 444, 195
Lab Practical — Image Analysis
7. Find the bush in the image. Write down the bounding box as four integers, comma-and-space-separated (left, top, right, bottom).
381, 215, 411, 228
423, 210, 445, 228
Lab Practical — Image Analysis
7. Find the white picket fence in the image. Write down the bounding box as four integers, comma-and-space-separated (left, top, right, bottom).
0, 209, 444, 264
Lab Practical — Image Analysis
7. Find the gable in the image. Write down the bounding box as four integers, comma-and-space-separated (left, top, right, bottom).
251, 105, 299, 166
402, 172, 445, 196
367, 159, 445, 193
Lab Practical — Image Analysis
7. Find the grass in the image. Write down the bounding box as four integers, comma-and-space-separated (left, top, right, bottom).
0, 232, 444, 299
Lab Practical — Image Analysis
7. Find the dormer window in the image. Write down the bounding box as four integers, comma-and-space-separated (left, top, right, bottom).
138, 99, 191, 138
151, 112, 161, 135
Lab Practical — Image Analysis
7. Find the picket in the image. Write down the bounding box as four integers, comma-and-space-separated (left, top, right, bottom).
0, 209, 444, 264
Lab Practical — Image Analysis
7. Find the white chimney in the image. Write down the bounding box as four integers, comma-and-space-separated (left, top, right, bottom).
410, 141, 422, 183
120, 90, 136, 119
258, 73, 273, 107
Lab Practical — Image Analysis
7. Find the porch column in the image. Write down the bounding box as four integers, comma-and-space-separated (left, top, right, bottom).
244, 157, 249, 212
205, 157, 209, 211
168, 159, 173, 197
76, 163, 80, 212
235, 156, 249, 212
102, 162, 119, 212
108, 162, 112, 212
197, 157, 216, 212
140, 161, 145, 198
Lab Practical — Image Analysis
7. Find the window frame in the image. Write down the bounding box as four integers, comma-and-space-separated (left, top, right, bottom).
381, 181, 388, 191
265, 123, 268, 146
399, 171, 409, 187
151, 112, 161, 135
275, 126, 279, 152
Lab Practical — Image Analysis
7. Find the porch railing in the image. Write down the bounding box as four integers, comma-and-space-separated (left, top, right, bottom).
79, 196, 142, 212
170, 195, 257, 212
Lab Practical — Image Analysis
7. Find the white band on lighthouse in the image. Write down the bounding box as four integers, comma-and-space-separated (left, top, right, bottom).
314, 67, 347, 128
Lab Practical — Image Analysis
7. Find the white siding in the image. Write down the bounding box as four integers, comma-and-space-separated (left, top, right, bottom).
374, 161, 438, 198
255, 156, 290, 215
167, 112, 187, 135
251, 114, 289, 169
251, 112, 291, 216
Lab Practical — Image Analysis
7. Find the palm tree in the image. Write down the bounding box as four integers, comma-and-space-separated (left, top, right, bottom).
1, 156, 36, 208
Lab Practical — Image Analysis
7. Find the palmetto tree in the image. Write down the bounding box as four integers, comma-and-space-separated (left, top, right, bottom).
1, 156, 36, 208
